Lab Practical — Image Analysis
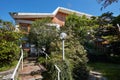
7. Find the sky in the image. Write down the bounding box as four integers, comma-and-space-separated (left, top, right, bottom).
0, 0, 120, 23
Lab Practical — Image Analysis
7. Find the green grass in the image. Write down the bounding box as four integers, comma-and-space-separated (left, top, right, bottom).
88, 62, 120, 80
0, 60, 18, 72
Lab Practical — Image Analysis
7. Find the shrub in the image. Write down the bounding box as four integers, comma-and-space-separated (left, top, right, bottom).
42, 58, 72, 80
0, 29, 21, 66
0, 40, 20, 66
42, 35, 89, 80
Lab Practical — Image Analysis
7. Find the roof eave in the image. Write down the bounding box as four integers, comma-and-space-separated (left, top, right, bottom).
10, 12, 54, 19
53, 7, 93, 18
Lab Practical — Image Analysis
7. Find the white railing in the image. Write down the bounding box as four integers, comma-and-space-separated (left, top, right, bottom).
43, 50, 61, 80
55, 64, 61, 80
117, 24, 120, 32
10, 49, 23, 80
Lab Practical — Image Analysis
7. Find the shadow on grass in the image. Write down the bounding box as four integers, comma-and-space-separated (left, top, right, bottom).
88, 62, 120, 80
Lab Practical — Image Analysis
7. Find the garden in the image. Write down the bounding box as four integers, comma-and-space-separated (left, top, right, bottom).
0, 11, 120, 80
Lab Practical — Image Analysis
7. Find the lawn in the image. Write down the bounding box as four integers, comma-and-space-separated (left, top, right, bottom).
88, 62, 120, 80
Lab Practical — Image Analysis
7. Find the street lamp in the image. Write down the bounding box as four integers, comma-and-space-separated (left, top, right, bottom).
60, 32, 67, 60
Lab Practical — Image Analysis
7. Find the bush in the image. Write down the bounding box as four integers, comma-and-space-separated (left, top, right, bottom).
42, 58, 72, 80
41, 35, 89, 80
0, 29, 21, 66
0, 40, 20, 66
38, 56, 47, 65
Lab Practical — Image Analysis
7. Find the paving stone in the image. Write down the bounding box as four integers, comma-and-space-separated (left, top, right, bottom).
19, 57, 45, 80
2, 74, 12, 80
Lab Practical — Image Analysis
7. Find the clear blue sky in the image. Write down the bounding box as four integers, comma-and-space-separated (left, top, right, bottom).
0, 0, 120, 23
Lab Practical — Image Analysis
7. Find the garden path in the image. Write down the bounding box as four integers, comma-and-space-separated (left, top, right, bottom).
19, 57, 46, 80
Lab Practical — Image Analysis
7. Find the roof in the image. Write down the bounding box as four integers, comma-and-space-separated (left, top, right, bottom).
9, 7, 93, 19
53, 7, 92, 18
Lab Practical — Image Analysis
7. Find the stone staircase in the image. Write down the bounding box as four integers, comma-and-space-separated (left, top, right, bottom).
18, 57, 46, 80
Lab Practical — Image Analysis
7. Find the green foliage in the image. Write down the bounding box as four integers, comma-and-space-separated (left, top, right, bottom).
0, 28, 21, 66
0, 60, 18, 71
97, 12, 114, 26
46, 14, 90, 80
23, 50, 28, 59
0, 40, 19, 60
112, 15, 120, 26
29, 18, 58, 49
94, 24, 120, 56
64, 14, 98, 44
72, 64, 89, 80
42, 28, 89, 79
43, 59, 72, 80
0, 20, 15, 31
38, 56, 47, 64
0, 29, 22, 42
65, 37, 89, 80
97, 0, 118, 9
102, 35, 119, 42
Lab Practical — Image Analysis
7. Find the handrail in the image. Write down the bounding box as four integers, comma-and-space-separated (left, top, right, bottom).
117, 24, 120, 32
43, 50, 61, 80
43, 51, 50, 59
54, 65, 61, 72
55, 64, 61, 80
10, 49, 23, 80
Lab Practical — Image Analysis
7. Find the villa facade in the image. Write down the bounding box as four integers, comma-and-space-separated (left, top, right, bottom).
10, 7, 92, 34
10, 7, 92, 52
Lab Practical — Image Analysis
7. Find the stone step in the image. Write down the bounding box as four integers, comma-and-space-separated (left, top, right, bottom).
27, 57, 37, 61
19, 65, 42, 75
24, 59, 36, 65
23, 62, 35, 67
19, 75, 43, 80
19, 57, 44, 80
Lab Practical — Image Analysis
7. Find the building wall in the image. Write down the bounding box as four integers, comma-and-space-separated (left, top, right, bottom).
17, 12, 68, 33
19, 23, 30, 34
52, 12, 68, 26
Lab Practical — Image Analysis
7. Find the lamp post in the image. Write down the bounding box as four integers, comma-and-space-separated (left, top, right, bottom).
60, 32, 67, 60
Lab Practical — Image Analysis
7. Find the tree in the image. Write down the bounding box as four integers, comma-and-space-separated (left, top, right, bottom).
97, 0, 119, 9
0, 21, 22, 66
97, 12, 114, 26
36, 15, 89, 80
29, 18, 58, 53
56, 14, 89, 80
112, 15, 120, 26
90, 13, 120, 57
64, 14, 97, 44
43, 25, 89, 80
0, 19, 15, 31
